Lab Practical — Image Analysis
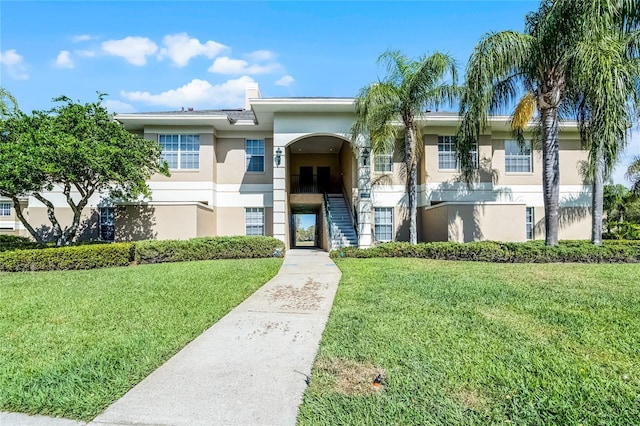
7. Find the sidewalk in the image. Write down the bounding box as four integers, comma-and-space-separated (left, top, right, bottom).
85, 248, 341, 426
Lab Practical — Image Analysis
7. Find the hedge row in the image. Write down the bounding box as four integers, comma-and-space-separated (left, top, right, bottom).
0, 236, 285, 272
135, 236, 285, 264
0, 235, 41, 252
0, 243, 135, 272
331, 240, 640, 263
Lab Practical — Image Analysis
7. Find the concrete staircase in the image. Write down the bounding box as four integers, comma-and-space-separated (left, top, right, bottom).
326, 194, 358, 249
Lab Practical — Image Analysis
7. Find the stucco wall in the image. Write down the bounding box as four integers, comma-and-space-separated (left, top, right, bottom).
28, 206, 101, 241
421, 205, 449, 242
144, 131, 215, 183
196, 205, 216, 237
216, 207, 273, 237
216, 137, 273, 185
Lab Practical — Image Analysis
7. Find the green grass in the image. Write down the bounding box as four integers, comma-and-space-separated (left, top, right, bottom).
299, 259, 640, 425
0, 258, 282, 420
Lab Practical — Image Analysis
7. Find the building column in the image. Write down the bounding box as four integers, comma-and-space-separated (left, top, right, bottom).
357, 143, 372, 248
272, 141, 287, 247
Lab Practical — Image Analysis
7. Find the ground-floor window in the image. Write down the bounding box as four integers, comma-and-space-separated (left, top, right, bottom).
526, 207, 534, 240
374, 207, 393, 242
246, 207, 265, 236
99, 207, 115, 242
0, 202, 10, 217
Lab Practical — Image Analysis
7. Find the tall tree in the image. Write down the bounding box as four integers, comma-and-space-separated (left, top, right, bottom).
352, 50, 458, 244
0, 92, 170, 245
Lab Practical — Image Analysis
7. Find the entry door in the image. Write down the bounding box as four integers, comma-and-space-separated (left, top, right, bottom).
300, 166, 314, 193
317, 166, 330, 193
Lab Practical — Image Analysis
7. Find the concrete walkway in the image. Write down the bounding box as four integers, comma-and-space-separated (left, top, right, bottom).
83, 248, 341, 426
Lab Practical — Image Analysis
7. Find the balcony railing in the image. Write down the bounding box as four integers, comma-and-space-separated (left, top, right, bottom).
290, 174, 341, 194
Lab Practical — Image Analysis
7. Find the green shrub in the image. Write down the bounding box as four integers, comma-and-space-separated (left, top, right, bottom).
135, 236, 285, 264
604, 221, 640, 240
0, 243, 135, 272
332, 240, 640, 263
0, 235, 40, 252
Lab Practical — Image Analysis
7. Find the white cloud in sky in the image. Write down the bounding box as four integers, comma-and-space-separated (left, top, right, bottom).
246, 50, 276, 62
103, 99, 136, 113
72, 34, 93, 42
54, 50, 74, 69
208, 56, 281, 74
101, 36, 158, 66
120, 76, 256, 108
0, 49, 29, 80
158, 33, 227, 67
611, 127, 640, 186
275, 75, 295, 87
76, 50, 97, 58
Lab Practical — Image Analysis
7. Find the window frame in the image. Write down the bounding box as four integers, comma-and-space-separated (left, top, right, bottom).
245, 207, 265, 236
526, 207, 534, 240
374, 207, 394, 242
505, 140, 533, 173
245, 139, 265, 173
0, 202, 10, 217
158, 134, 200, 170
437, 136, 477, 171
99, 206, 115, 242
373, 152, 393, 173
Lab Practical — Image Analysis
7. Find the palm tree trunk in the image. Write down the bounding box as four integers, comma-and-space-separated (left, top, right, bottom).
540, 106, 560, 246
406, 127, 418, 244
591, 146, 604, 245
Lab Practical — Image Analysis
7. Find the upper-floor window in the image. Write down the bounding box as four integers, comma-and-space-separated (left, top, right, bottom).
0, 202, 10, 217
246, 139, 265, 172
438, 136, 477, 170
505, 140, 532, 173
158, 134, 200, 170
374, 152, 393, 173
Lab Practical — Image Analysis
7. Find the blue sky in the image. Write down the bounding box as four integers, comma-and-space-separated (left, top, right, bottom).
1, 0, 637, 184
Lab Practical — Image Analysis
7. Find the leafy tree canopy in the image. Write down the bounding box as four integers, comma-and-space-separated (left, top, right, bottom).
0, 91, 169, 245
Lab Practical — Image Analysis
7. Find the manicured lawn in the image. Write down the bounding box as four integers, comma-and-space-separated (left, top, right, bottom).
0, 258, 282, 420
298, 259, 640, 425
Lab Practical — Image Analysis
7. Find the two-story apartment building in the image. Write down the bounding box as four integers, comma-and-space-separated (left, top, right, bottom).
0, 84, 591, 249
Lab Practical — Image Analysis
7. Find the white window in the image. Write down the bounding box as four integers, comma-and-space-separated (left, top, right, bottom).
246, 139, 265, 172
374, 153, 393, 173
99, 207, 115, 242
246, 208, 264, 236
438, 136, 477, 170
526, 207, 534, 240
158, 134, 200, 170
374, 207, 393, 242
0, 202, 10, 217
505, 140, 532, 173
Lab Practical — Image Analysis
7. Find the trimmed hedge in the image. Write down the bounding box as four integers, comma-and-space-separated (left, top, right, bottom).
0, 243, 135, 272
0, 235, 40, 252
331, 240, 640, 263
135, 236, 286, 264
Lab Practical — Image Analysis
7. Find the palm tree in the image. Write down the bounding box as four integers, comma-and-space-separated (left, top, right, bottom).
352, 50, 458, 244
457, 0, 639, 246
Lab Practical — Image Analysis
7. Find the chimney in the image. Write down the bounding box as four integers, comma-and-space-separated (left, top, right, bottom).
244, 83, 261, 110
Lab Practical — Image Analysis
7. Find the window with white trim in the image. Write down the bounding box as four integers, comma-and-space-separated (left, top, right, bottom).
374, 207, 393, 242
246, 139, 265, 172
0, 202, 10, 217
374, 153, 393, 173
526, 207, 534, 240
99, 207, 115, 242
505, 140, 532, 173
245, 207, 265, 236
438, 136, 477, 170
158, 134, 200, 169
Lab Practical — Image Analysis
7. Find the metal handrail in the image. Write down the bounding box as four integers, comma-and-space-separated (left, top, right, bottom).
322, 192, 335, 250
341, 184, 358, 239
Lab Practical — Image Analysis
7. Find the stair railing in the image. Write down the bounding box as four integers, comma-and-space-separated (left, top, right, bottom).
322, 192, 337, 250
341, 184, 359, 241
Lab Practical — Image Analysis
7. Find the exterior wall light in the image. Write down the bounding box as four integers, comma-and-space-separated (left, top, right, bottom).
275, 147, 283, 167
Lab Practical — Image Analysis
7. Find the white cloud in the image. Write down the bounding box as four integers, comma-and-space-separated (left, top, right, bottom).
275, 75, 295, 87
208, 56, 281, 74
612, 127, 640, 185
0, 49, 28, 80
246, 50, 276, 62
103, 100, 136, 114
76, 50, 97, 58
72, 34, 93, 42
101, 36, 158, 66
158, 33, 227, 67
54, 50, 74, 69
121, 77, 256, 108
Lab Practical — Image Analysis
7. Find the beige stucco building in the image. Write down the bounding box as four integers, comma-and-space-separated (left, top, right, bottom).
0, 84, 591, 249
